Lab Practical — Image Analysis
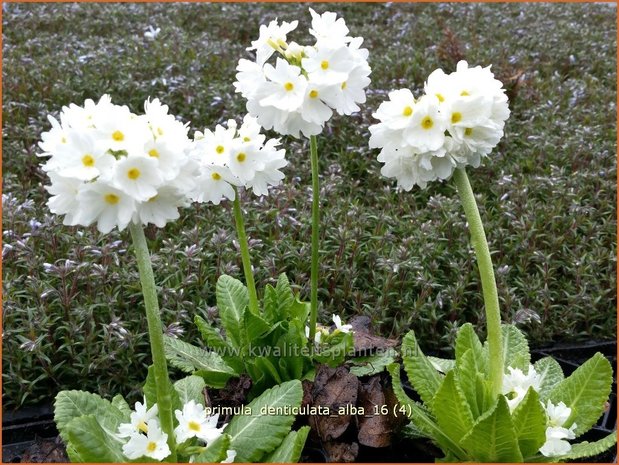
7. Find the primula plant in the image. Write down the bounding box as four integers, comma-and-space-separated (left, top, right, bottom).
370, 63, 616, 462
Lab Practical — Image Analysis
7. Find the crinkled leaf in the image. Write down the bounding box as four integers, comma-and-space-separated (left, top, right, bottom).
225, 379, 303, 462
192, 433, 231, 463
263, 426, 310, 463
164, 336, 238, 388
243, 307, 272, 342
54, 390, 127, 442
402, 331, 444, 408
455, 323, 486, 373
457, 349, 482, 419
432, 370, 474, 443
502, 324, 530, 371
556, 432, 617, 460
65, 415, 126, 462
111, 394, 131, 418
512, 387, 547, 458
461, 396, 523, 462
217, 275, 249, 348
549, 352, 612, 436
533, 357, 564, 401
475, 373, 492, 417
350, 348, 398, 377
174, 375, 206, 406
195, 315, 230, 351
289, 298, 310, 323
387, 364, 466, 460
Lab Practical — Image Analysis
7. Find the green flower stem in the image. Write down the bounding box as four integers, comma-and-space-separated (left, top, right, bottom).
129, 223, 177, 462
233, 187, 259, 315
308, 135, 320, 346
453, 167, 504, 399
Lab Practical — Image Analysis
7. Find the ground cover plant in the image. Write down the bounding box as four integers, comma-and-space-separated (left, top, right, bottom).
2, 4, 616, 450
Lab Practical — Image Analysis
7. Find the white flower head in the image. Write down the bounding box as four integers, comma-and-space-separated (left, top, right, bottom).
539, 425, 577, 457
144, 25, 161, 40
122, 419, 171, 461
222, 449, 237, 463
174, 400, 225, 445
501, 365, 542, 411
332, 314, 353, 333
118, 398, 159, 438
248, 18, 298, 66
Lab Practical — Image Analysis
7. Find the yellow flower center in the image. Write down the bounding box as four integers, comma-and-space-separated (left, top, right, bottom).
421, 116, 434, 130
309, 90, 319, 99
243, 136, 251, 142
211, 172, 222, 181
112, 130, 125, 142
402, 106, 413, 117
137, 420, 148, 433
464, 127, 473, 136
104, 193, 120, 205
61, 136, 67, 144
82, 154, 95, 167
321, 60, 329, 70
148, 149, 159, 158
460, 90, 470, 97
157, 127, 164, 136
436, 93, 445, 102
284, 82, 294, 91
127, 168, 141, 180
341, 81, 347, 90
188, 421, 201, 432
215, 145, 225, 154
451, 112, 462, 124
236, 153, 246, 163
146, 442, 157, 453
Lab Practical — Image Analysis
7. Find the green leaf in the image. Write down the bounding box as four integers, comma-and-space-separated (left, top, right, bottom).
432, 370, 474, 444
263, 426, 310, 463
65, 443, 83, 462
111, 394, 132, 418
427, 356, 456, 374
65, 415, 126, 462
475, 373, 492, 417
192, 434, 231, 462
387, 364, 466, 460
243, 307, 272, 342
289, 298, 310, 323
460, 396, 524, 462
556, 432, 617, 460
549, 352, 613, 436
143, 365, 182, 413
401, 331, 444, 407
164, 336, 238, 388
174, 375, 206, 406
502, 324, 530, 371
350, 348, 398, 377
455, 323, 486, 373
54, 390, 127, 442
195, 315, 230, 351
533, 357, 564, 401
457, 349, 482, 419
225, 379, 303, 462
217, 275, 249, 348
512, 387, 547, 458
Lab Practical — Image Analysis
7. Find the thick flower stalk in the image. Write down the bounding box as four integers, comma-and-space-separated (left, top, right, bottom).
369, 62, 510, 397
187, 115, 288, 314
39, 95, 197, 458
234, 8, 371, 343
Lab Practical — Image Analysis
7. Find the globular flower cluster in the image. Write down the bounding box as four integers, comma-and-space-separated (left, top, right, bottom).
39, 95, 194, 233
369, 61, 510, 190
502, 365, 577, 457
187, 115, 287, 202
118, 399, 235, 463
39, 97, 288, 233
234, 8, 371, 138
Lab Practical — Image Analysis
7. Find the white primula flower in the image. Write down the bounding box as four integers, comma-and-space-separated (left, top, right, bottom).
118, 398, 159, 438
76, 181, 135, 233
501, 365, 542, 411
122, 419, 171, 461
46, 131, 115, 181
539, 425, 577, 457
332, 314, 353, 333
144, 25, 161, 40
174, 400, 225, 445
45, 173, 81, 226
544, 400, 573, 428
134, 186, 188, 228
234, 8, 371, 139
245, 138, 287, 196
113, 156, 163, 202
248, 18, 298, 66
305, 326, 324, 346
403, 94, 447, 152
308, 8, 351, 45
